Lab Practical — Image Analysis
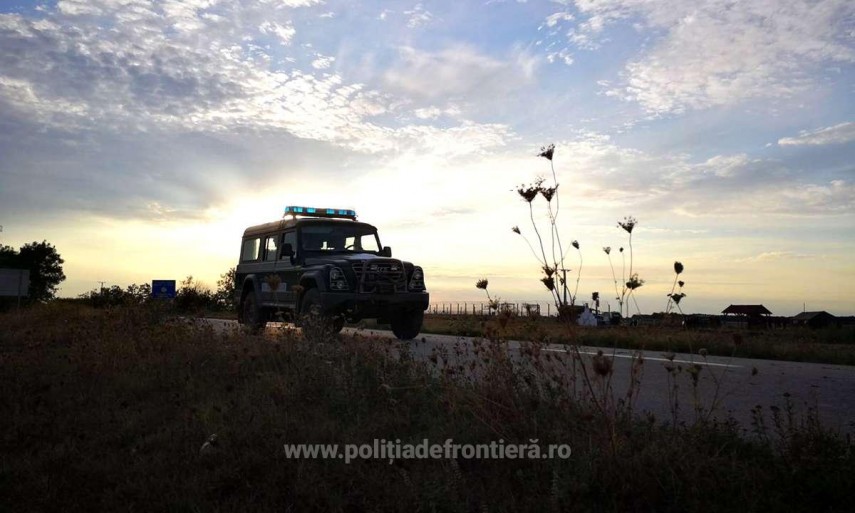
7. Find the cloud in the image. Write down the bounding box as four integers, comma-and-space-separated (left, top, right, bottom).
560, 0, 855, 113
740, 251, 813, 263
311, 54, 335, 69
413, 105, 462, 120
404, 4, 434, 28
383, 45, 538, 100
259, 20, 296, 44
542, 135, 851, 218
0, 5, 512, 154
0, 2, 518, 224
778, 122, 855, 146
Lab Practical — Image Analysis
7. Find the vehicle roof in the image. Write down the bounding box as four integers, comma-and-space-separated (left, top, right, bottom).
242, 218, 377, 238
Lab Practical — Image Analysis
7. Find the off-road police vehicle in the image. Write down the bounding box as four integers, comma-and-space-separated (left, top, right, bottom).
235, 206, 429, 339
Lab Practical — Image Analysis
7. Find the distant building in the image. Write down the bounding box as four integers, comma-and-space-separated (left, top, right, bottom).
721, 304, 773, 328
792, 311, 838, 329
722, 305, 772, 317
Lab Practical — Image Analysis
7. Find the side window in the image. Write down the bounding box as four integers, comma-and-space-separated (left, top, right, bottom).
264, 236, 278, 261
241, 238, 260, 261
281, 231, 296, 260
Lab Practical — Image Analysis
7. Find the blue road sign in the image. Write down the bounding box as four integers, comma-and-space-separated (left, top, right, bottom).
151, 280, 176, 299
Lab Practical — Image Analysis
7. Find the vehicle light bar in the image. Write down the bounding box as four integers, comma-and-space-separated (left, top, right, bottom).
283, 205, 357, 220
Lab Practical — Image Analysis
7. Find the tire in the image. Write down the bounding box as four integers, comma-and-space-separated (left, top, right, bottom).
391, 309, 424, 340
240, 290, 266, 334
300, 288, 343, 339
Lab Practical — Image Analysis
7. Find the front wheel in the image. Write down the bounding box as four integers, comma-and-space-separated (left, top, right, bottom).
391, 310, 424, 340
300, 289, 344, 340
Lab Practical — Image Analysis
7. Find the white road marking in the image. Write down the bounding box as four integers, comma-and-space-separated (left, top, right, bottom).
542, 348, 741, 369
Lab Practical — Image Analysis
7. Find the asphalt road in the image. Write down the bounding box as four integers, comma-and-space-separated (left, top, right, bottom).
204, 319, 855, 433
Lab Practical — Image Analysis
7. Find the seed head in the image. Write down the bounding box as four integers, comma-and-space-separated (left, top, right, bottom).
540, 185, 558, 202
538, 144, 555, 161
674, 261, 684, 274
540, 276, 555, 291
618, 216, 637, 234
571, 240, 579, 250
678, 280, 685, 288
592, 350, 613, 377
668, 292, 685, 304
476, 279, 488, 290
512, 226, 521, 234
517, 185, 539, 203
542, 265, 556, 278
626, 273, 644, 290
603, 246, 611, 255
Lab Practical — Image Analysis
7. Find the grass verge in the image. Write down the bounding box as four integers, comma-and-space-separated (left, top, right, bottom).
1, 303, 853, 512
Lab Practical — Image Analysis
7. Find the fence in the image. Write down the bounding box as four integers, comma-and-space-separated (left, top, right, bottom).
427, 301, 559, 317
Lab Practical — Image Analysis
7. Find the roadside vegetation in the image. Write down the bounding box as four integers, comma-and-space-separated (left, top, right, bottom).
415, 314, 855, 366
2, 302, 853, 512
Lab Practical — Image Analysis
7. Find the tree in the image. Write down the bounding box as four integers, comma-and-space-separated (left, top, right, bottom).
17, 241, 66, 302
0, 245, 19, 267
215, 266, 237, 310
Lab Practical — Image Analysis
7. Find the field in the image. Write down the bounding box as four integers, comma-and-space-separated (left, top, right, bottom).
2, 302, 854, 512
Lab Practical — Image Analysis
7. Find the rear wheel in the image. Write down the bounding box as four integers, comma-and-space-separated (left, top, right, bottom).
391, 309, 424, 340
240, 291, 267, 334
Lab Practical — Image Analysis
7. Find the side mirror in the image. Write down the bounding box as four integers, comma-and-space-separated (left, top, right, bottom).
282, 243, 297, 265
381, 246, 392, 257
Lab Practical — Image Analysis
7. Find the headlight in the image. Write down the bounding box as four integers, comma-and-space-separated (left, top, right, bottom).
409, 266, 425, 291
329, 267, 349, 291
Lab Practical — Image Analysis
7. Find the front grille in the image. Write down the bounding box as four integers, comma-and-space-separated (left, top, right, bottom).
352, 260, 407, 293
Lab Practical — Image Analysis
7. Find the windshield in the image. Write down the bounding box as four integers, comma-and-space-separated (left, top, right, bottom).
300, 223, 381, 253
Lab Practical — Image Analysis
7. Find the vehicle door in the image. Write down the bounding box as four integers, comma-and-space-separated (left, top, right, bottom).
260, 234, 281, 304
277, 230, 299, 307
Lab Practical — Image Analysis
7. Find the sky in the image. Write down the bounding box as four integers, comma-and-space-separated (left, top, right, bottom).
0, 0, 853, 316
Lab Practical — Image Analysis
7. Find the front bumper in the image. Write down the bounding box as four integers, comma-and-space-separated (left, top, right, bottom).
319, 290, 429, 319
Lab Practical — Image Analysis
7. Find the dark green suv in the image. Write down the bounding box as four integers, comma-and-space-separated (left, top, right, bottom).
235, 206, 429, 339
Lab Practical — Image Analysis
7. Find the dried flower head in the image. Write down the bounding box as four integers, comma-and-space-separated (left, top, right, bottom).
541, 265, 556, 278
516, 177, 544, 203
618, 216, 637, 234
626, 273, 644, 290
668, 292, 685, 304
476, 279, 489, 290
674, 261, 684, 274
619, 247, 624, 253
517, 185, 539, 203
678, 280, 685, 288
571, 240, 579, 250
512, 226, 521, 234
540, 276, 555, 291
538, 144, 555, 161
540, 185, 558, 202
592, 350, 613, 377
603, 246, 611, 255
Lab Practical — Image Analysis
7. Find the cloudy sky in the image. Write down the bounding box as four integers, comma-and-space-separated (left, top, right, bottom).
1, 0, 853, 316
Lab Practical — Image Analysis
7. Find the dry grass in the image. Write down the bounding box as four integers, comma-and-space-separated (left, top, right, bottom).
1, 303, 853, 512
